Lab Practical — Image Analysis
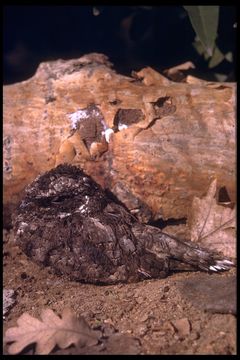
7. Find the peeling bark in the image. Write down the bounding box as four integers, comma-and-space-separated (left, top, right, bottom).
3, 53, 236, 223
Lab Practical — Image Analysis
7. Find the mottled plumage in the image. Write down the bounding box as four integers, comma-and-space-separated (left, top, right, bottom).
14, 164, 234, 284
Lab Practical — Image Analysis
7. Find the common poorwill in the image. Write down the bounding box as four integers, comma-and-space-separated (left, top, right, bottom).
14, 164, 234, 284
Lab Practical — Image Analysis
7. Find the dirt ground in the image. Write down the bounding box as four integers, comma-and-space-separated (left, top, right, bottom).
3, 229, 236, 355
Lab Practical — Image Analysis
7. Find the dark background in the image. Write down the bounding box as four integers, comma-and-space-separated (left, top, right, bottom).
3, 5, 236, 84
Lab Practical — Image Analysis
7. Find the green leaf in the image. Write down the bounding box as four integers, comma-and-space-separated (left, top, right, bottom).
214, 73, 228, 82
225, 52, 233, 63
208, 46, 225, 68
192, 37, 210, 60
184, 6, 219, 57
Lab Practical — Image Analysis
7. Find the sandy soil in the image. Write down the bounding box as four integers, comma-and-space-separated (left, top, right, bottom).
3, 230, 236, 355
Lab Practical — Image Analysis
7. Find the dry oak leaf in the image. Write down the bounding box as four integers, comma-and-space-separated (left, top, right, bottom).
188, 179, 236, 258
4, 308, 101, 355
3, 289, 16, 318
164, 61, 195, 77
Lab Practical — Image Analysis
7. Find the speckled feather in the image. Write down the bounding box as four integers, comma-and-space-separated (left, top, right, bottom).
14, 164, 234, 284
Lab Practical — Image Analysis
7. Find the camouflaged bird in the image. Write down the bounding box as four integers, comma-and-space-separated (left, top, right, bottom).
14, 164, 234, 284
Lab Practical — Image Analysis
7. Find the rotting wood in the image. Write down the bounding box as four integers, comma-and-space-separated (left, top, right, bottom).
3, 53, 236, 225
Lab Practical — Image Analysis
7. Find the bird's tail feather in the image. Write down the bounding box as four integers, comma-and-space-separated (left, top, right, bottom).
162, 231, 235, 272
141, 226, 235, 273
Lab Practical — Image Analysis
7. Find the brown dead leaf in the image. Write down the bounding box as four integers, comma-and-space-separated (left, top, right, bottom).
163, 61, 195, 81
188, 179, 236, 258
3, 289, 16, 318
4, 308, 101, 355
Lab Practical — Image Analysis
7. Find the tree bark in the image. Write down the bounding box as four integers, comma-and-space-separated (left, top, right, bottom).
3, 53, 236, 225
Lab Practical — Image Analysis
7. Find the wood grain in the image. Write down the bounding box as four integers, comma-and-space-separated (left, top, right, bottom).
3, 53, 236, 223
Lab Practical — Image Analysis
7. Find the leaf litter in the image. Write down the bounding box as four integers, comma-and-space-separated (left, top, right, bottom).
3, 179, 236, 355
188, 179, 236, 258
3, 289, 16, 318
4, 308, 101, 355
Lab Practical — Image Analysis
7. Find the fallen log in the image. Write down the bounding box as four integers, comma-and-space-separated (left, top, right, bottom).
3, 53, 236, 226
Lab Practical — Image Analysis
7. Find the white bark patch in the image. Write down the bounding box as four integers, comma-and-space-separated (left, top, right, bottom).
68, 109, 91, 129
102, 128, 114, 143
